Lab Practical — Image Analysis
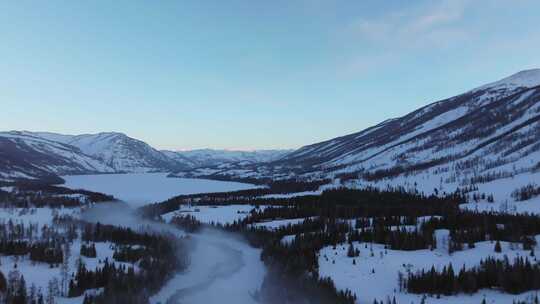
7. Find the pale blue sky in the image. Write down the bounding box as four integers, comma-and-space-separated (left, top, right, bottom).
1, 0, 539, 150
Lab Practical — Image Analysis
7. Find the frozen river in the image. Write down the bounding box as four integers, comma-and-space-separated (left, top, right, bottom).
67, 173, 265, 304
62, 173, 257, 207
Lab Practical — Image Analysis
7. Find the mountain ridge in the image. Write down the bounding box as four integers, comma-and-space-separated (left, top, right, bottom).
0, 131, 293, 182
2, 68, 539, 199
179, 69, 540, 204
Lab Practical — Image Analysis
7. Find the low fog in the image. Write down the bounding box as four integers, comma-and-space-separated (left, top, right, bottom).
82, 202, 266, 304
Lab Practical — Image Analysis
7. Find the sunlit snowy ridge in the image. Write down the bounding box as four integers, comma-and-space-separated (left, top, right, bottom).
177, 69, 540, 214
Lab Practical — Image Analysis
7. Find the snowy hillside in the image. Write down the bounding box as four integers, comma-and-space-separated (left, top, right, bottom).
0, 131, 193, 181
0, 131, 114, 182
37, 132, 190, 173
282, 69, 540, 168
190, 69, 540, 206
0, 130, 293, 182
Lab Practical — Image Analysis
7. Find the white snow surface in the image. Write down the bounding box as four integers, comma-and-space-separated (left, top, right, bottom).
61, 173, 258, 207
162, 204, 265, 225
0, 207, 78, 228
251, 217, 315, 230
0, 206, 140, 304
319, 234, 540, 304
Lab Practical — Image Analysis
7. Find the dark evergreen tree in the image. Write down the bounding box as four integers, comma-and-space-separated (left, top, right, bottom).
494, 240, 502, 253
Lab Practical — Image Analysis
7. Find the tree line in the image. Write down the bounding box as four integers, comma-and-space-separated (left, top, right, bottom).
406, 256, 540, 295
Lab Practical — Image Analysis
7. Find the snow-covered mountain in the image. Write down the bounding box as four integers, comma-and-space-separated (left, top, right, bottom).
3, 68, 539, 196
33, 132, 190, 173
0, 130, 291, 182
0, 131, 114, 182
165, 149, 292, 167
0, 131, 194, 182
281, 69, 540, 171
192, 69, 540, 201
166, 149, 294, 180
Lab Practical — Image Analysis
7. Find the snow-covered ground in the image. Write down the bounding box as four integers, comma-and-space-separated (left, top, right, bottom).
261, 190, 321, 199
319, 231, 540, 304
6, 170, 540, 303
82, 202, 187, 238
251, 217, 315, 230
162, 205, 316, 230
0, 173, 265, 303
150, 229, 265, 304
61, 174, 267, 303
0, 207, 78, 227
343, 170, 540, 216
62, 173, 258, 207
0, 204, 145, 304
461, 196, 540, 215
162, 204, 265, 225
0, 238, 132, 296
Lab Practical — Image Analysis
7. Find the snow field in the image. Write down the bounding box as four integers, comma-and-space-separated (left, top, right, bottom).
62, 174, 258, 207
319, 232, 540, 304
162, 204, 266, 225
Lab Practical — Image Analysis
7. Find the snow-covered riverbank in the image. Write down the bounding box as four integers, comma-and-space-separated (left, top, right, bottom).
68, 173, 266, 304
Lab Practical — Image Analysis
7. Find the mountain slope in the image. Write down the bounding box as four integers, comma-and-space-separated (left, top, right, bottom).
192, 69, 540, 203
0, 130, 289, 182
280, 69, 540, 173
3, 68, 539, 197
0, 132, 114, 182
41, 132, 190, 173
0, 131, 194, 182
283, 70, 540, 167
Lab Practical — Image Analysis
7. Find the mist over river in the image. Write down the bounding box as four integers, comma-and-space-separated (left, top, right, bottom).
67, 173, 265, 304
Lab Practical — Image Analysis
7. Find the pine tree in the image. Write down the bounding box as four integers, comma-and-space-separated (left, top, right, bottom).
16, 275, 27, 304
397, 271, 404, 292
29, 283, 37, 304
37, 287, 44, 304
0, 270, 6, 293
494, 240, 502, 253
347, 243, 355, 258
61, 243, 70, 296
7, 267, 21, 302
46, 278, 57, 304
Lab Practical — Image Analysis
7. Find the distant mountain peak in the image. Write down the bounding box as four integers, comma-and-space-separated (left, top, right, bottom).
165, 149, 294, 168
476, 68, 540, 92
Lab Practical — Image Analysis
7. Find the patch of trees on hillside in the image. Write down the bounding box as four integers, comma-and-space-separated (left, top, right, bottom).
407, 257, 540, 295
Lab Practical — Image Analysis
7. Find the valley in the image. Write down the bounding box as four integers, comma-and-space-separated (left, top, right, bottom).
1, 69, 540, 304
3, 2, 540, 303
0, 174, 266, 304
